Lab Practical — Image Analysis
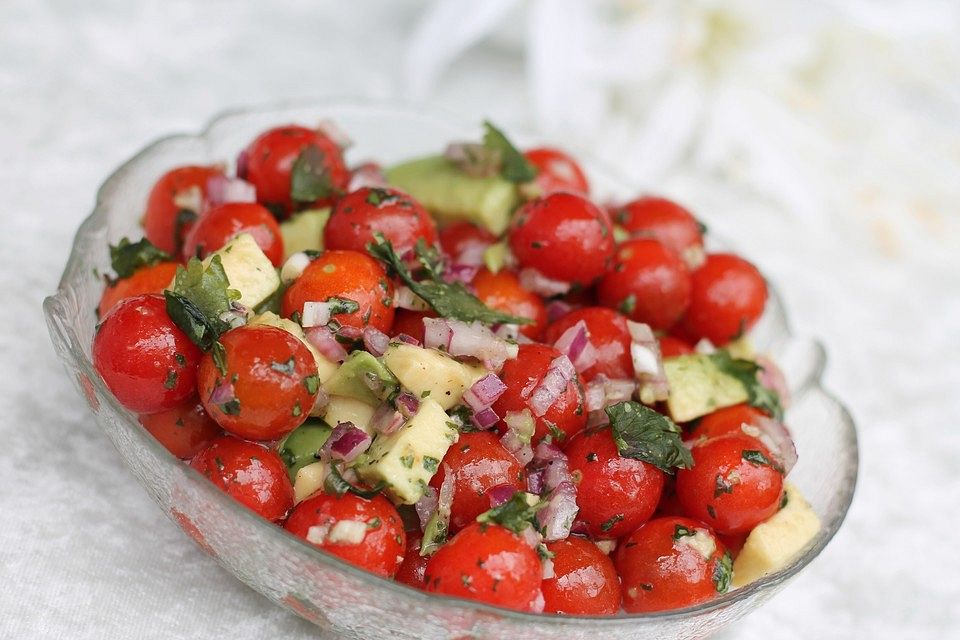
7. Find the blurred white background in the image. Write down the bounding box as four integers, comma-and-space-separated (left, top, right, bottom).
2, 1, 958, 638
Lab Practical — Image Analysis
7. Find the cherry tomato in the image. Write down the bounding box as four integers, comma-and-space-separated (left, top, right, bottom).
541, 537, 621, 615
675, 434, 784, 535
191, 435, 294, 522
282, 250, 394, 333
395, 533, 430, 589
285, 491, 406, 578
144, 165, 224, 254
615, 517, 730, 613
565, 427, 664, 539
654, 475, 686, 518
543, 307, 632, 382
438, 221, 496, 266
597, 238, 691, 331
472, 268, 547, 340
493, 344, 587, 444
685, 403, 768, 444
524, 147, 590, 196
613, 196, 703, 258
429, 432, 526, 533
679, 253, 768, 345
324, 187, 437, 256
92, 294, 201, 414
197, 325, 319, 441
181, 202, 284, 266
424, 522, 542, 611
138, 399, 222, 459
509, 192, 614, 287
658, 335, 695, 358
98, 261, 179, 318
390, 309, 435, 343
240, 125, 349, 217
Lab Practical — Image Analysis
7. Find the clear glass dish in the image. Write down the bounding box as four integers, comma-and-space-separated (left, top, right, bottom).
43, 100, 858, 640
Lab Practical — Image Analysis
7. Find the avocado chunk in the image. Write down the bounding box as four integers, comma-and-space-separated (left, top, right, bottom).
277, 419, 332, 482
385, 155, 519, 235
381, 343, 486, 411
662, 353, 749, 422
207, 233, 280, 310
323, 351, 399, 406
322, 395, 377, 435
357, 398, 458, 504
279, 207, 330, 260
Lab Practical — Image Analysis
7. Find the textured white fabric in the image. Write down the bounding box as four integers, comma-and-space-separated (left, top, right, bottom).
2, 1, 958, 639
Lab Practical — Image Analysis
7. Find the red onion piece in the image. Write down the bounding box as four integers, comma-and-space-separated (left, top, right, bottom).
415, 488, 439, 531
486, 484, 517, 508
463, 373, 508, 409
501, 411, 535, 466
310, 384, 330, 416
281, 252, 312, 284
541, 558, 555, 580
424, 318, 518, 370
444, 142, 501, 178
323, 422, 371, 464
584, 375, 637, 411
393, 286, 431, 311
537, 481, 579, 541
520, 525, 542, 549
470, 407, 499, 430
208, 381, 235, 405
442, 263, 479, 285
337, 324, 363, 341
394, 332, 421, 346
552, 320, 599, 372
362, 327, 390, 357
317, 118, 353, 150
206, 175, 256, 206
519, 267, 571, 297
395, 392, 420, 419
302, 302, 332, 328
745, 416, 798, 475
450, 239, 490, 267
545, 300, 574, 323
305, 326, 348, 363
527, 468, 545, 495
236, 150, 250, 179
348, 162, 388, 191
370, 404, 405, 435
627, 320, 669, 404
756, 355, 791, 409
586, 409, 610, 429
527, 355, 575, 418
570, 520, 590, 536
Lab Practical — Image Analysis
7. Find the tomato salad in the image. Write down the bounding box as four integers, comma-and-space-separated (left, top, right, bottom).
92, 120, 821, 616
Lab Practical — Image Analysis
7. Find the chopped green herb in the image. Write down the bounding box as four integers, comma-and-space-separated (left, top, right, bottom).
365, 188, 396, 206
606, 401, 693, 473
477, 491, 545, 534
709, 350, 784, 420
290, 145, 334, 203
742, 449, 774, 468
174, 352, 187, 367
164, 255, 241, 350
291, 401, 302, 417
707, 504, 717, 519
672, 524, 696, 540
211, 341, 228, 376
586, 452, 598, 462
271, 357, 296, 375
324, 465, 385, 499
220, 398, 241, 416
174, 209, 198, 252
618, 294, 637, 316
422, 456, 440, 473
163, 369, 178, 390
600, 513, 624, 532
109, 237, 170, 281
326, 296, 360, 316
713, 550, 734, 593
714, 473, 735, 498
400, 454, 415, 469
545, 421, 566, 442
420, 390, 431, 398
481, 121, 538, 183
303, 374, 320, 395
367, 517, 382, 530
780, 491, 790, 510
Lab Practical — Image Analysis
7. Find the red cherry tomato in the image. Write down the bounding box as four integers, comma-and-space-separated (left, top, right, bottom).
191, 435, 294, 522
438, 221, 496, 266
675, 433, 784, 535
197, 325, 319, 441
658, 335, 695, 358
679, 253, 768, 345
144, 165, 224, 254
472, 268, 547, 341
615, 516, 730, 613
93, 294, 201, 414
138, 399, 222, 459
324, 187, 437, 256
565, 427, 664, 539
597, 238, 691, 331
524, 147, 590, 196
653, 475, 686, 518
181, 202, 284, 266
509, 192, 614, 287
285, 491, 406, 578
493, 344, 587, 444
541, 537, 621, 615
396, 533, 430, 589
424, 522, 542, 611
685, 403, 768, 443
429, 432, 526, 533
98, 261, 179, 318
240, 125, 349, 217
390, 309, 435, 343
543, 307, 632, 382
613, 196, 703, 258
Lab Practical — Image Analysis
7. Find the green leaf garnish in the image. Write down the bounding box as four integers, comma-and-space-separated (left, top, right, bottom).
673, 524, 696, 540
109, 237, 170, 281
606, 401, 694, 473
476, 490, 545, 534
290, 145, 334, 203
163, 255, 241, 350
482, 121, 538, 183
323, 464, 385, 499
709, 350, 784, 420
713, 550, 734, 593
366, 234, 530, 326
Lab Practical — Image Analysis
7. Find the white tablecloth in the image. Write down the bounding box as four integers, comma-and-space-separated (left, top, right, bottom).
3, 2, 958, 639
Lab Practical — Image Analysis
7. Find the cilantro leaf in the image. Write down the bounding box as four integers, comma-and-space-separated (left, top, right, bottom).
709, 351, 784, 420
323, 464, 385, 499
482, 121, 537, 183
366, 235, 531, 325
290, 145, 334, 203
713, 550, 734, 593
606, 401, 693, 473
109, 237, 170, 281
476, 491, 545, 534
164, 255, 241, 350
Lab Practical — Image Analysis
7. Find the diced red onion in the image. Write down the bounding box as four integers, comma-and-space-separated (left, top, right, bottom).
208, 381, 235, 405
394, 332, 420, 346
305, 326, 348, 363
281, 252, 313, 284
451, 240, 490, 267
493, 323, 519, 341
541, 558, 555, 580
552, 320, 598, 372
745, 416, 798, 475
317, 118, 353, 150
545, 300, 574, 323
414, 487, 438, 530
442, 263, 479, 285
310, 384, 330, 416
236, 150, 250, 179
586, 409, 610, 429
585, 375, 638, 411
520, 525, 542, 549
486, 484, 516, 508
424, 318, 518, 370
348, 162, 387, 191
537, 481, 579, 541
756, 355, 791, 409
337, 325, 363, 341
323, 422, 371, 464
471, 407, 500, 430
527, 468, 545, 495
206, 174, 256, 206
395, 392, 420, 419
463, 374, 507, 410
362, 327, 390, 357
393, 286, 431, 311
444, 142, 501, 178
370, 403, 405, 435
595, 539, 617, 555
533, 440, 566, 464
527, 355, 575, 418
627, 320, 670, 404
423, 317, 453, 351
570, 520, 590, 536
519, 268, 571, 297
302, 302, 332, 328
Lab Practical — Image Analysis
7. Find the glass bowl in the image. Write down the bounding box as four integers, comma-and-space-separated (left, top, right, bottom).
43, 100, 858, 639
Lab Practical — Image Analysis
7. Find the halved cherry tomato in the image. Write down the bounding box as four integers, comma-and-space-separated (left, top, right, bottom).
679, 253, 768, 345
472, 268, 547, 340
138, 399, 222, 459
197, 325, 319, 441
524, 147, 590, 196
613, 196, 703, 258
324, 187, 437, 256
395, 533, 430, 589
424, 522, 542, 611
675, 433, 784, 535
429, 432, 526, 533
97, 261, 179, 318
597, 238, 691, 331
438, 221, 495, 266
509, 192, 614, 287
144, 165, 224, 254
281, 250, 394, 333
564, 427, 664, 539
543, 307, 632, 382
93, 294, 201, 414
181, 202, 284, 266
658, 335, 695, 358
285, 491, 406, 578
493, 344, 587, 444
615, 516, 730, 613
685, 403, 768, 444
541, 537, 621, 615
191, 435, 294, 522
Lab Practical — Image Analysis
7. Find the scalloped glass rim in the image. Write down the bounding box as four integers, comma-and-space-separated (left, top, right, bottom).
44, 99, 858, 637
